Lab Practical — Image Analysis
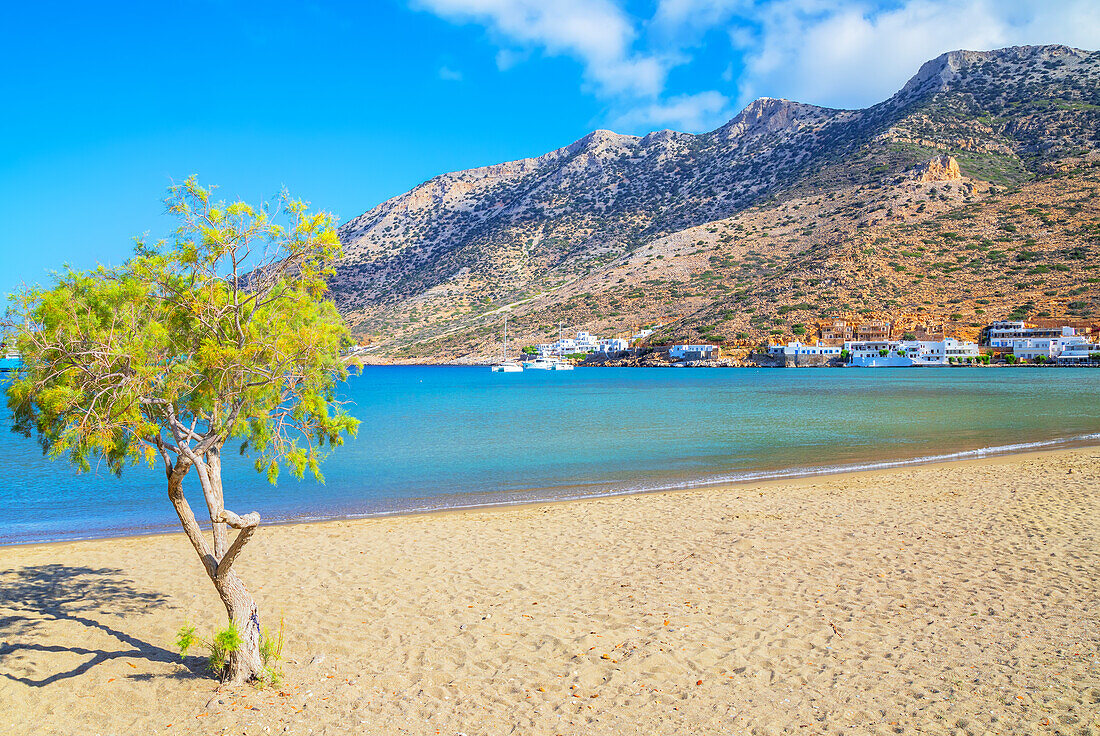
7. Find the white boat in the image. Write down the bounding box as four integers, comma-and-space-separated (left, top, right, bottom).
522, 355, 575, 370
523, 321, 576, 370
0, 351, 21, 373
490, 316, 524, 372
522, 355, 558, 370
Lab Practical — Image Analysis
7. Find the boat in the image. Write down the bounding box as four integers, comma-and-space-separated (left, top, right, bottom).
551, 321, 575, 370
490, 316, 523, 372
491, 361, 523, 372
523, 355, 567, 370
0, 350, 21, 373
523, 321, 575, 370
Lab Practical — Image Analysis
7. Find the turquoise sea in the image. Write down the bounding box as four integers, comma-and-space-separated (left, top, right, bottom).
2, 366, 1100, 545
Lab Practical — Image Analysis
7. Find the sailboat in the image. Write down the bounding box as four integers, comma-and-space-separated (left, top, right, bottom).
552, 321, 574, 370
490, 316, 523, 372
523, 321, 574, 370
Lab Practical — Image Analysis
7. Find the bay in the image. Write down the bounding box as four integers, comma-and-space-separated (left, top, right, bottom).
2, 366, 1099, 545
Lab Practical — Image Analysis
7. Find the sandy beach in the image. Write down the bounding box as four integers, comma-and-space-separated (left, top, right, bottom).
2, 447, 1098, 735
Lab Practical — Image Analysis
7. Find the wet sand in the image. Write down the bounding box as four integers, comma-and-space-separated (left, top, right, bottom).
2, 447, 1099, 735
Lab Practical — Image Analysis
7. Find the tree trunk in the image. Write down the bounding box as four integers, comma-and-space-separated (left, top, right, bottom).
216, 569, 265, 684
165, 455, 265, 685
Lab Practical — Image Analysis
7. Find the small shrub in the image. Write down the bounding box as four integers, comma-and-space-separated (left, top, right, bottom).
176, 620, 284, 687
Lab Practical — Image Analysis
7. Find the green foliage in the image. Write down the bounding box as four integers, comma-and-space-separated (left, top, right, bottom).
174, 619, 283, 686
257, 618, 286, 688
177, 622, 252, 680
208, 624, 242, 675
176, 624, 198, 657
4, 177, 359, 484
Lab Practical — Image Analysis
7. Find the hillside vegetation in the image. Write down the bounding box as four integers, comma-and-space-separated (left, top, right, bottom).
328, 45, 1100, 362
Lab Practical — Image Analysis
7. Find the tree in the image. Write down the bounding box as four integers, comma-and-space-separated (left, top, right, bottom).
3, 178, 359, 684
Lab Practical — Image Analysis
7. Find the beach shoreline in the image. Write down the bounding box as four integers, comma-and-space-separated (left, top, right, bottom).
4, 436, 1099, 549
3, 446, 1099, 735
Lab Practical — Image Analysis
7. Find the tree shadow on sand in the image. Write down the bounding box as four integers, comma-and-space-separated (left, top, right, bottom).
0, 563, 205, 686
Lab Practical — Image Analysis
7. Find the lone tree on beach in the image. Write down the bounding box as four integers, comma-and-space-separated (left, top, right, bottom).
3, 178, 359, 684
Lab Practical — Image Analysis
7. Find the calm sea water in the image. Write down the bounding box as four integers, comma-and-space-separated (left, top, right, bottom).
2, 366, 1099, 544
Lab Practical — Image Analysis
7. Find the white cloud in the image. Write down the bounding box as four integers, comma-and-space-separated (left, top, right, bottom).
652, 0, 742, 37
494, 48, 528, 70
438, 65, 464, 81
732, 0, 1100, 109
414, 0, 1099, 134
414, 0, 667, 96
613, 90, 734, 132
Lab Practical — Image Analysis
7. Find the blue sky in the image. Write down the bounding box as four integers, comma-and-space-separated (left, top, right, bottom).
2, 0, 1095, 299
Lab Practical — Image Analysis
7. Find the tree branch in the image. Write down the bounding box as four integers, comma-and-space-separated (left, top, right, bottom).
214, 509, 260, 582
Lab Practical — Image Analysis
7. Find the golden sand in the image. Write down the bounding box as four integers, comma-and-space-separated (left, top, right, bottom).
2, 448, 1099, 735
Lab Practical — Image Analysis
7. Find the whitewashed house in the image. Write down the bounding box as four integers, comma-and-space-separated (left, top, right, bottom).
845, 339, 980, 367
597, 338, 630, 353
538, 331, 602, 356
1056, 342, 1100, 364
1009, 335, 1088, 361
767, 341, 843, 358
669, 344, 719, 360
987, 322, 1078, 347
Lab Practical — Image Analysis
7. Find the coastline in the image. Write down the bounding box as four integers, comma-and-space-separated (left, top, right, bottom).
4, 432, 1099, 548
4, 445, 1100, 734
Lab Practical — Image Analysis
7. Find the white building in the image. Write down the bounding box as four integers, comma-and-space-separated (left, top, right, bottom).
987, 321, 1077, 347
1009, 335, 1088, 361
767, 341, 843, 358
537, 331, 603, 356
845, 339, 980, 367
597, 338, 630, 353
669, 344, 719, 360
1056, 342, 1100, 364
575, 331, 599, 352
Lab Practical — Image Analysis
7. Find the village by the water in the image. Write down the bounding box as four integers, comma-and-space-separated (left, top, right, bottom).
466, 317, 1100, 370
6, 318, 1098, 374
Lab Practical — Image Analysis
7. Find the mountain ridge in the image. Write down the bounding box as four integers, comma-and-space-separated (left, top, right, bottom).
330, 44, 1100, 362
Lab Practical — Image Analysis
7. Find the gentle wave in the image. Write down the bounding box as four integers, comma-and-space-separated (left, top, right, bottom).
257, 431, 1100, 526
5, 435, 1099, 547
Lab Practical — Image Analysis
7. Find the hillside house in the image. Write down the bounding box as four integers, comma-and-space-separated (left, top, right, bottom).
670, 344, 719, 360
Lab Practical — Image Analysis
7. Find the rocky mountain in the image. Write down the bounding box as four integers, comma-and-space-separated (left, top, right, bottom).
329, 45, 1100, 361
